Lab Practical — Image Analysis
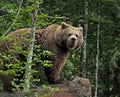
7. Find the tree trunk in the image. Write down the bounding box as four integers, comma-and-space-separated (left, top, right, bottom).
24, 0, 39, 92
81, 0, 88, 78
94, 1, 100, 97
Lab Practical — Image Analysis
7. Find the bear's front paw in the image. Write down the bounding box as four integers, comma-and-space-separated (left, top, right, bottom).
54, 78, 65, 84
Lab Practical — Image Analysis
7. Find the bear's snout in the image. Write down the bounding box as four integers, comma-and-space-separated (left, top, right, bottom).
70, 36, 77, 44
71, 37, 76, 43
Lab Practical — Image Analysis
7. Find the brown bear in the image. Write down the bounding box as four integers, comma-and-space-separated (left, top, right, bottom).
0, 22, 83, 91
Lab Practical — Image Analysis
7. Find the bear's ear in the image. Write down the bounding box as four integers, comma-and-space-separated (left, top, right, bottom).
61, 22, 69, 29
79, 27, 83, 33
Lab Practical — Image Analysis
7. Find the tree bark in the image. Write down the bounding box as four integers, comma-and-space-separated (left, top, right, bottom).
94, 1, 100, 97
81, 0, 88, 78
24, 0, 39, 92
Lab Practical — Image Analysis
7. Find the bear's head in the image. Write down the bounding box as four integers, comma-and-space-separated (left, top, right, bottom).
55, 22, 83, 52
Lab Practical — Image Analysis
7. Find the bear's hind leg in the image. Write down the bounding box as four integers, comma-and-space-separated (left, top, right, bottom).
45, 67, 64, 84
2, 75, 13, 92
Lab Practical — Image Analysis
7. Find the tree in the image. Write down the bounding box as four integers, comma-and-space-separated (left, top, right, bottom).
24, 0, 39, 93
81, 0, 88, 78
94, 1, 100, 97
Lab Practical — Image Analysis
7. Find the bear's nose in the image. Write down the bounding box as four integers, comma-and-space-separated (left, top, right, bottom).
71, 37, 76, 42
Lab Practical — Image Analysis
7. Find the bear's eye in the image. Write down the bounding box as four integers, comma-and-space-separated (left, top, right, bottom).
68, 33, 72, 36
76, 34, 78, 37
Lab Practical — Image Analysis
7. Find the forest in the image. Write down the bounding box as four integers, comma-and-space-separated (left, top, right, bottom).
0, 0, 120, 97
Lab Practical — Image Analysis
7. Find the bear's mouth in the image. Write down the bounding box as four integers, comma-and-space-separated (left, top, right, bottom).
69, 43, 76, 48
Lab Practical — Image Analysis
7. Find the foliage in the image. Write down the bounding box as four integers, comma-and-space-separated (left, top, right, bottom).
41, 84, 59, 97
61, 60, 74, 79
0, 36, 53, 92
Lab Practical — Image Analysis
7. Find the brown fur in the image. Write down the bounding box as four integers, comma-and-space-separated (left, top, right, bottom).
0, 22, 83, 91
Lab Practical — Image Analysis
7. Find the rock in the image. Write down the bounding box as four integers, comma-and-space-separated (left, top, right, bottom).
68, 76, 92, 97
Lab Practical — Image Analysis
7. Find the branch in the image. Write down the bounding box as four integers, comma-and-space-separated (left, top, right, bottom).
46, 16, 67, 19
2, 0, 23, 36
